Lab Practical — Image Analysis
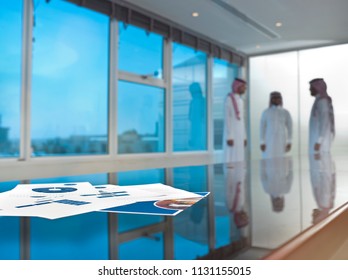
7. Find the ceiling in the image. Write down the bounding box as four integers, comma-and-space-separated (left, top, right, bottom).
118, 0, 348, 56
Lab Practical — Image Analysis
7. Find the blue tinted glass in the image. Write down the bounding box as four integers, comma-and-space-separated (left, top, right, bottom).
117, 169, 165, 232
172, 165, 208, 192
212, 164, 245, 249
30, 212, 108, 260
0, 1, 22, 157
172, 44, 207, 151
0, 181, 20, 259
119, 233, 164, 260
117, 169, 165, 186
118, 23, 163, 78
174, 234, 208, 259
173, 209, 209, 259
172, 165, 209, 259
213, 58, 239, 150
212, 164, 232, 247
118, 81, 165, 154
30, 173, 108, 259
31, 1, 109, 156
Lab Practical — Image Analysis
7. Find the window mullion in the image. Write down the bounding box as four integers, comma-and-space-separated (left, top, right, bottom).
109, 18, 118, 156
207, 55, 213, 153
163, 38, 173, 154
20, 0, 33, 161
118, 71, 166, 88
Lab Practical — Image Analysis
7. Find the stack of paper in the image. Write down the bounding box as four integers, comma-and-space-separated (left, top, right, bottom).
0, 182, 209, 219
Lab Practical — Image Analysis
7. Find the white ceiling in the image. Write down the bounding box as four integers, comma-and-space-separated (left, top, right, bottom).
119, 0, 348, 56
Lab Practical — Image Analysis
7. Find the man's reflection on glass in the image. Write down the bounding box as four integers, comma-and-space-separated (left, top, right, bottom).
309, 153, 336, 224
224, 162, 249, 232
260, 156, 293, 212
189, 82, 206, 150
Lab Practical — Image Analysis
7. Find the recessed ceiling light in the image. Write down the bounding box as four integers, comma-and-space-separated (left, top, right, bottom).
192, 12, 199, 17
256, 45, 261, 49
275, 21, 282, 27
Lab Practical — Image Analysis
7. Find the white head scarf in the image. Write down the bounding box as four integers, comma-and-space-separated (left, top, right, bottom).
309, 78, 335, 136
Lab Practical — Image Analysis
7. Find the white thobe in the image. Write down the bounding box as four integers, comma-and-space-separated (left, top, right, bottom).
260, 157, 293, 198
260, 106, 292, 159
224, 162, 249, 235
309, 153, 336, 210
224, 162, 246, 213
309, 97, 334, 154
223, 94, 246, 163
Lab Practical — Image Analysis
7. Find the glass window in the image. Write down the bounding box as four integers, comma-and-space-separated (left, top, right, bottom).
31, 1, 109, 156
0, 1, 22, 158
212, 58, 239, 150
172, 44, 207, 151
118, 23, 163, 78
118, 81, 165, 154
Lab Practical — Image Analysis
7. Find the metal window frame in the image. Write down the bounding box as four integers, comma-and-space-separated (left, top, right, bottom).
0, 0, 240, 181
65, 0, 245, 66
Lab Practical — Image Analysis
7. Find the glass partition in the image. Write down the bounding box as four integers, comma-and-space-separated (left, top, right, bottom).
250, 44, 348, 160
249, 52, 299, 160
298, 44, 348, 155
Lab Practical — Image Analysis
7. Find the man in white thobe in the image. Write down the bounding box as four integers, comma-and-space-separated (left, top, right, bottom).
225, 161, 248, 227
260, 91, 292, 159
309, 153, 336, 224
309, 78, 335, 154
260, 156, 293, 212
223, 78, 247, 163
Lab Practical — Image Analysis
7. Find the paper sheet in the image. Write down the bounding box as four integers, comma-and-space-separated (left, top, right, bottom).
0, 182, 209, 219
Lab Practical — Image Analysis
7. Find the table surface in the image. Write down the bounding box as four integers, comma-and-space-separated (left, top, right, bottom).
1, 153, 347, 260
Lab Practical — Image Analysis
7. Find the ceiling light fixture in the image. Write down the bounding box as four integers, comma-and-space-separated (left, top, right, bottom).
192, 12, 199, 17
275, 21, 283, 27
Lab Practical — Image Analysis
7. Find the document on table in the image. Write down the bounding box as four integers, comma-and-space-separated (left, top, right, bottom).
0, 182, 209, 219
